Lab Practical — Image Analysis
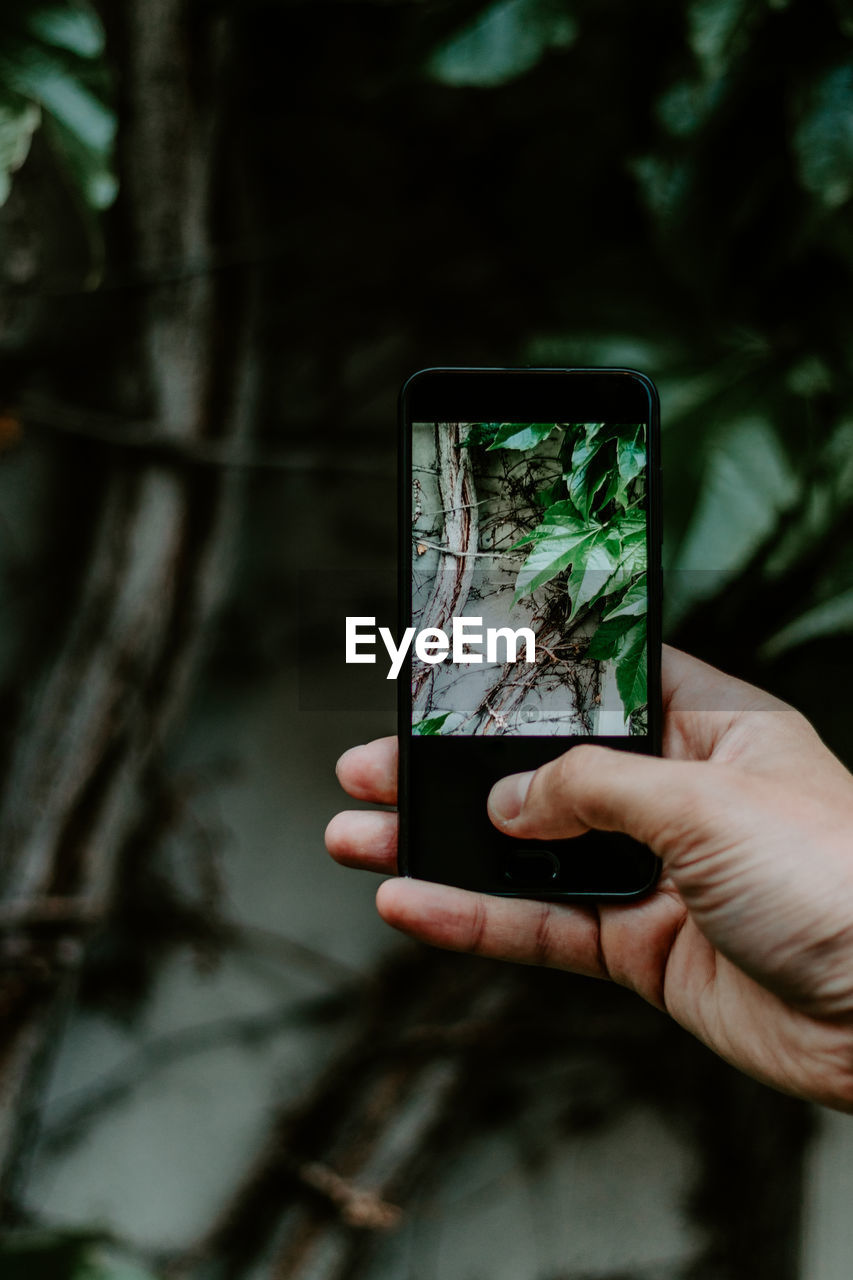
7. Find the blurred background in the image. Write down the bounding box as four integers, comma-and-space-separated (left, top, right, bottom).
1, 0, 853, 1276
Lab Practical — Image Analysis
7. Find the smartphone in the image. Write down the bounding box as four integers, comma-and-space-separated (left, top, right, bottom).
398, 367, 662, 900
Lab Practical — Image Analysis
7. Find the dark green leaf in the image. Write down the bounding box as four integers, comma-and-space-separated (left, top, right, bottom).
514, 499, 647, 616
566, 430, 611, 519
462, 422, 499, 447
28, 8, 105, 59
0, 6, 116, 212
587, 613, 636, 660
595, 468, 622, 512
687, 0, 750, 78
428, 0, 577, 89
614, 514, 647, 576
602, 572, 647, 621
486, 421, 560, 451
0, 98, 40, 204
614, 617, 647, 716
412, 712, 452, 736
762, 585, 853, 659
792, 65, 853, 208
44, 111, 117, 208
2, 48, 114, 152
615, 423, 646, 488
568, 524, 624, 616
510, 497, 577, 547
534, 476, 566, 507
512, 509, 598, 599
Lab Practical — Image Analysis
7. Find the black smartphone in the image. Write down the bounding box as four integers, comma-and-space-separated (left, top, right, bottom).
398, 367, 662, 900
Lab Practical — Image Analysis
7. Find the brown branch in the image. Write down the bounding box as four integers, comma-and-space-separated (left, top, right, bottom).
0, 897, 100, 933
18, 395, 393, 477
412, 424, 480, 718
296, 1162, 402, 1232
0, 0, 259, 1200
38, 994, 347, 1157
411, 538, 514, 559
169, 952, 513, 1280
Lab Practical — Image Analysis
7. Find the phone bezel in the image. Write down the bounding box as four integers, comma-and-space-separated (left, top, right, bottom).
398, 367, 662, 901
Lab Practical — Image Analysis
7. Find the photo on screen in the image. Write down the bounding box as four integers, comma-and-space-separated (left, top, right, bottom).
411, 421, 648, 737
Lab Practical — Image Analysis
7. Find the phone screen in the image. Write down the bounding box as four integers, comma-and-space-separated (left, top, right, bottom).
411, 421, 648, 741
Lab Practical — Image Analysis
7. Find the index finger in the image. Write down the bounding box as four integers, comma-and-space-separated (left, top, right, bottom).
661, 646, 796, 761
335, 736, 398, 805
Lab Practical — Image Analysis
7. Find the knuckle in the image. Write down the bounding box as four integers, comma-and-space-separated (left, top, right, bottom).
466, 895, 489, 955
530, 902, 556, 967
550, 744, 602, 797
547, 744, 616, 831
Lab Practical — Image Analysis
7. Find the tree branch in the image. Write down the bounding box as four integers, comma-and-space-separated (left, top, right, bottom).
0, 0, 259, 1200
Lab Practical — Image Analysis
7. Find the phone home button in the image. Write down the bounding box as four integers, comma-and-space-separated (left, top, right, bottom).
504, 848, 560, 887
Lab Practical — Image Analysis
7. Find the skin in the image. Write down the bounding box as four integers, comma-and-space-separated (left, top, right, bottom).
325, 647, 853, 1111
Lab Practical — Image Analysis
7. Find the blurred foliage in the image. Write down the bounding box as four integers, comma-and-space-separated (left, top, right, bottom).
201, 0, 853, 759
0, 0, 114, 208
430, 0, 849, 562
0, 1231, 158, 1280
428, 0, 578, 86
2, 0, 848, 697
0, 0, 848, 1267
418, 0, 853, 729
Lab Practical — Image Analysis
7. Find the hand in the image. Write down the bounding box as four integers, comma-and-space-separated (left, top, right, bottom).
325, 647, 853, 1111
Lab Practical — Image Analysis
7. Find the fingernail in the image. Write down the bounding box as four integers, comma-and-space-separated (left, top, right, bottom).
489, 770, 534, 824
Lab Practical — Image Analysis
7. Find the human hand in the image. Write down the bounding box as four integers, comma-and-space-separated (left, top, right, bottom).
325, 647, 853, 1110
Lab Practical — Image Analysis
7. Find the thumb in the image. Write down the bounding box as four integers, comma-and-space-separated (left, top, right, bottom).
487, 744, 720, 862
